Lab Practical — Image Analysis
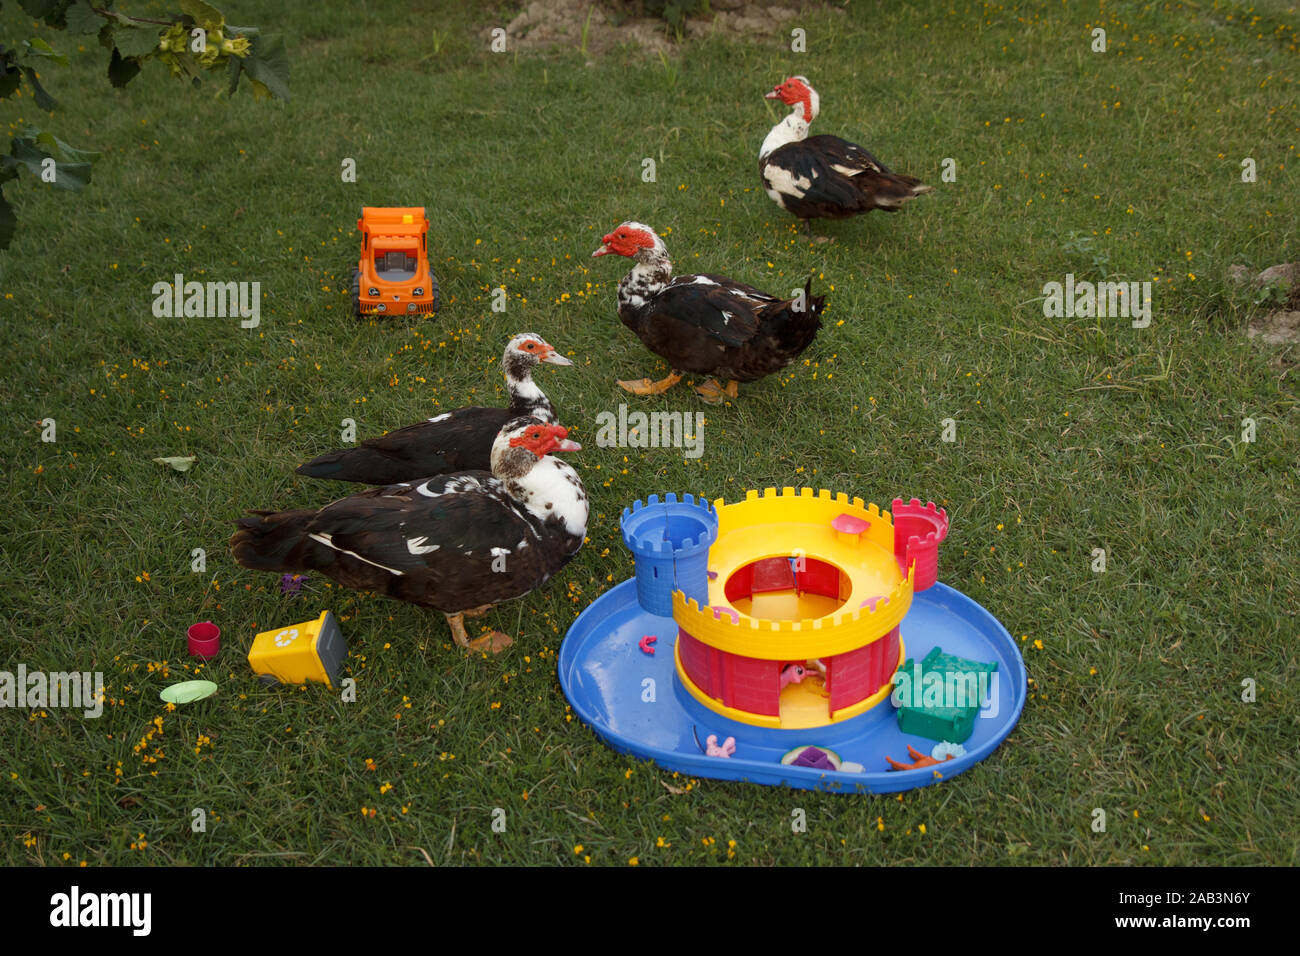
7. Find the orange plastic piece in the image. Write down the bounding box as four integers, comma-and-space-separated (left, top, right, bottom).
884, 743, 955, 772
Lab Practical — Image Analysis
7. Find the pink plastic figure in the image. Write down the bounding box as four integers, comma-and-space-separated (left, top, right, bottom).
638, 634, 657, 655
780, 663, 807, 688
705, 734, 736, 758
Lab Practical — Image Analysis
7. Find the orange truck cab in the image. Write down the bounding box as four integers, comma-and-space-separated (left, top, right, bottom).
352, 206, 440, 316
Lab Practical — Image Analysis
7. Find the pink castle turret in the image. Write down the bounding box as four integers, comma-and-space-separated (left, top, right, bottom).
891, 498, 949, 591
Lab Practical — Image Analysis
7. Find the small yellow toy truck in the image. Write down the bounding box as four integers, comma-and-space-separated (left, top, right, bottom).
351, 206, 440, 317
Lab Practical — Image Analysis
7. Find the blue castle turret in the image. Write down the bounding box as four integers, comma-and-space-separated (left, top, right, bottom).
620, 493, 719, 616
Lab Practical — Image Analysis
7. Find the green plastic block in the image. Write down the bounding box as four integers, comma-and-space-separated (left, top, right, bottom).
893, 646, 998, 744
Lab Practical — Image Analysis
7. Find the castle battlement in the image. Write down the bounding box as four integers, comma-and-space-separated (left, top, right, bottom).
620, 492, 719, 616
672, 566, 913, 659
891, 498, 949, 592
666, 488, 919, 660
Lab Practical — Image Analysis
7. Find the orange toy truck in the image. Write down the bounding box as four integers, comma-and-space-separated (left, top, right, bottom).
351, 206, 440, 317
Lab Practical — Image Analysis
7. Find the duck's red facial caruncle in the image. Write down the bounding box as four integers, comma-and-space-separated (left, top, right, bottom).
509, 423, 582, 458
591, 224, 657, 258
765, 76, 814, 123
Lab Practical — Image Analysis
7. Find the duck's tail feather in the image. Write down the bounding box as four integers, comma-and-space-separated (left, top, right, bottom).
861, 170, 934, 210
230, 509, 321, 573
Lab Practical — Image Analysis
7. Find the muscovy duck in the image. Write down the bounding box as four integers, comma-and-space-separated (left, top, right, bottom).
232, 418, 586, 654
759, 76, 933, 238
591, 222, 825, 403
295, 332, 571, 484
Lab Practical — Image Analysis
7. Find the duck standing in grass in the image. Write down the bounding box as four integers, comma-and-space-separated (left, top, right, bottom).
295, 333, 571, 485
759, 76, 933, 239
232, 418, 586, 654
591, 221, 825, 403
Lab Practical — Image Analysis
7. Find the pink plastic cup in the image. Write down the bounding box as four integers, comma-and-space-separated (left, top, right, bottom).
187, 621, 221, 659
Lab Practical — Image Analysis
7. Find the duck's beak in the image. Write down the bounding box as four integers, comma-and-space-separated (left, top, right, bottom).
548, 424, 581, 453
591, 243, 612, 257
541, 345, 573, 366
764, 87, 782, 100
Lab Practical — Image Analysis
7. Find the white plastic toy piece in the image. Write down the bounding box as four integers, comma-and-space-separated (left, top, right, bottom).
932, 741, 967, 761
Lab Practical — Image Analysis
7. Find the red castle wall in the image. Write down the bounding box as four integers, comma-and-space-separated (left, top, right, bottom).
680, 624, 900, 720
874, 626, 901, 691
826, 626, 901, 712
726, 654, 780, 716
678, 629, 781, 716
677, 628, 719, 698
827, 642, 872, 712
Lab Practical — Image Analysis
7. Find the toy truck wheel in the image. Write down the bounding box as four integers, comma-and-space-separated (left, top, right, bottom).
426, 265, 441, 315
351, 267, 362, 317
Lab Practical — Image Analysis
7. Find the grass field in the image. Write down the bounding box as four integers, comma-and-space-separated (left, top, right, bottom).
2, 0, 1298, 866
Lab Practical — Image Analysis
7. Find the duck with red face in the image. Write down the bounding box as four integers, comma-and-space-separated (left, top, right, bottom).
591, 221, 825, 404
232, 418, 587, 654
760, 75, 933, 239
296, 332, 572, 485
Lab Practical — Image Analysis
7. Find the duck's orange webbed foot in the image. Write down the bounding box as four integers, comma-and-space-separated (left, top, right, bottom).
468, 630, 513, 654
694, 378, 738, 404
618, 371, 683, 395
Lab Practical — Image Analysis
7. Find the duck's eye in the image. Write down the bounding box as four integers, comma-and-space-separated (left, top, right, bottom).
524, 341, 536, 349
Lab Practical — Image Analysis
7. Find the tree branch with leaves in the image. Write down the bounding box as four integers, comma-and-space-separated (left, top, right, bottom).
1, 0, 289, 249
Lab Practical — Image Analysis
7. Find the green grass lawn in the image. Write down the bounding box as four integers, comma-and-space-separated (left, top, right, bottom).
2, 0, 1297, 866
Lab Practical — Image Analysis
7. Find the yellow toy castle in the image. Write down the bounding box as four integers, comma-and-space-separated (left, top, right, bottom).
621, 489, 947, 730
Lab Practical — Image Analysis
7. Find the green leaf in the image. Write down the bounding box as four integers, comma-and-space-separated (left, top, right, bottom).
9, 138, 51, 176
23, 38, 69, 65
241, 33, 288, 101
107, 47, 140, 88
9, 136, 91, 191
48, 160, 91, 189
18, 0, 62, 18
0, 65, 20, 99
0, 188, 14, 250
179, 0, 223, 29
21, 67, 56, 110
96, 7, 135, 28
225, 49, 241, 95
32, 129, 101, 163
153, 455, 197, 472
174, 50, 201, 81
97, 21, 119, 52
24, 36, 68, 64
114, 24, 163, 58
64, 0, 103, 35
